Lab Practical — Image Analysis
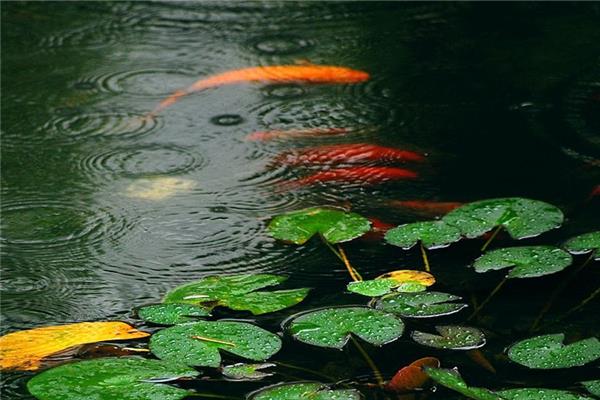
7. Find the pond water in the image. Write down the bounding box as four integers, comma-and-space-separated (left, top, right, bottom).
1, 2, 599, 399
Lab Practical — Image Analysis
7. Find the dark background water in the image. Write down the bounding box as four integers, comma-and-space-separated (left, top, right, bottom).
1, 2, 599, 399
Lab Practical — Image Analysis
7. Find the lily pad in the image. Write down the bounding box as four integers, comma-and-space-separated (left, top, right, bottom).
582, 380, 600, 397
267, 207, 371, 244
564, 231, 600, 260
163, 274, 309, 315
473, 246, 572, 279
149, 320, 282, 368
442, 198, 563, 239
288, 306, 404, 349
347, 271, 432, 297
412, 326, 485, 350
347, 279, 398, 297
137, 304, 210, 325
375, 291, 467, 318
396, 282, 428, 292
249, 382, 361, 400
385, 221, 462, 249
222, 363, 275, 380
497, 388, 593, 400
425, 367, 501, 400
507, 334, 600, 369
27, 357, 199, 400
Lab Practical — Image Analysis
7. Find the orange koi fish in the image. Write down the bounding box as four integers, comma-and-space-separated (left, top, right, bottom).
281, 166, 418, 189
389, 200, 463, 216
274, 143, 425, 166
245, 127, 350, 141
361, 217, 396, 242
150, 65, 369, 116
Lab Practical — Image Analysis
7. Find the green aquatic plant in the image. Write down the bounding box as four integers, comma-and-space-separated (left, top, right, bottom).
222, 363, 275, 380
137, 303, 210, 325
411, 325, 486, 350
424, 367, 501, 400
268, 207, 371, 281
149, 320, 282, 368
507, 334, 600, 369
249, 382, 361, 400
163, 274, 310, 315
27, 358, 199, 400
564, 231, 600, 260
442, 198, 564, 250
375, 291, 467, 318
347, 269, 433, 296
384, 220, 462, 271
581, 379, 600, 397
497, 388, 593, 400
469, 246, 572, 320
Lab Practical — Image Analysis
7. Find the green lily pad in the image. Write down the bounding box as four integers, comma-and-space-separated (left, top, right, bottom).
267, 207, 371, 244
507, 334, 600, 369
564, 231, 600, 260
27, 357, 198, 400
442, 198, 563, 239
473, 246, 572, 278
412, 325, 485, 350
425, 367, 501, 400
222, 363, 275, 380
137, 304, 210, 325
582, 380, 600, 397
288, 306, 404, 349
249, 382, 361, 400
385, 221, 462, 249
347, 278, 399, 297
149, 320, 282, 368
163, 274, 310, 315
375, 291, 467, 318
497, 388, 593, 400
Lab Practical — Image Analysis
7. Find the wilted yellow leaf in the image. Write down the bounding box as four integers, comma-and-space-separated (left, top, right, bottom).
376, 270, 435, 286
0, 321, 149, 371
125, 177, 196, 200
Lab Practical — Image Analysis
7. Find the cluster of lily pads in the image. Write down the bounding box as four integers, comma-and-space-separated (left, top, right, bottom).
4, 197, 599, 399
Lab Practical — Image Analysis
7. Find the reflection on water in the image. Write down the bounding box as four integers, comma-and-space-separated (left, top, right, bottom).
1, 1, 599, 398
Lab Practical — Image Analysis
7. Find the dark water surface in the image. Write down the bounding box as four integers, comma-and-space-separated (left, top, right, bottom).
1, 2, 599, 399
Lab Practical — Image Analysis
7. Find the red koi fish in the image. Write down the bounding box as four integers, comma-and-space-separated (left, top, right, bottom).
587, 185, 600, 201
361, 217, 396, 242
245, 127, 350, 141
389, 200, 463, 216
149, 65, 369, 115
274, 143, 425, 166
280, 166, 418, 189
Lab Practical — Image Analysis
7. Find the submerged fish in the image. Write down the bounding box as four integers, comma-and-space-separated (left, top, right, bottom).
274, 143, 425, 166
125, 177, 196, 200
361, 217, 396, 241
280, 166, 418, 189
150, 65, 369, 115
388, 200, 463, 215
245, 127, 350, 141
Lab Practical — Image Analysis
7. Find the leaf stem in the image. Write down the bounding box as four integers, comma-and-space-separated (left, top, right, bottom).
274, 361, 336, 382
338, 245, 363, 282
558, 286, 600, 322
481, 225, 502, 252
122, 347, 150, 353
191, 335, 236, 346
468, 277, 507, 321
419, 242, 431, 272
530, 253, 594, 332
350, 336, 384, 388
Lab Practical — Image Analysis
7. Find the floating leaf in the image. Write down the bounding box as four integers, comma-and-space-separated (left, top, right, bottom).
412, 326, 485, 350
163, 274, 309, 315
425, 367, 501, 400
507, 334, 600, 369
375, 291, 467, 318
564, 231, 600, 260
150, 320, 281, 368
27, 357, 198, 400
473, 246, 572, 278
386, 357, 440, 393
222, 363, 275, 380
347, 279, 398, 297
0, 322, 149, 371
497, 388, 593, 400
288, 306, 404, 349
267, 207, 371, 244
442, 198, 563, 239
582, 380, 600, 397
137, 304, 210, 325
396, 282, 428, 292
385, 221, 462, 249
249, 382, 361, 400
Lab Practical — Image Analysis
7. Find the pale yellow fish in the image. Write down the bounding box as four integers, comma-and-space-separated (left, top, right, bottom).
125, 177, 196, 200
